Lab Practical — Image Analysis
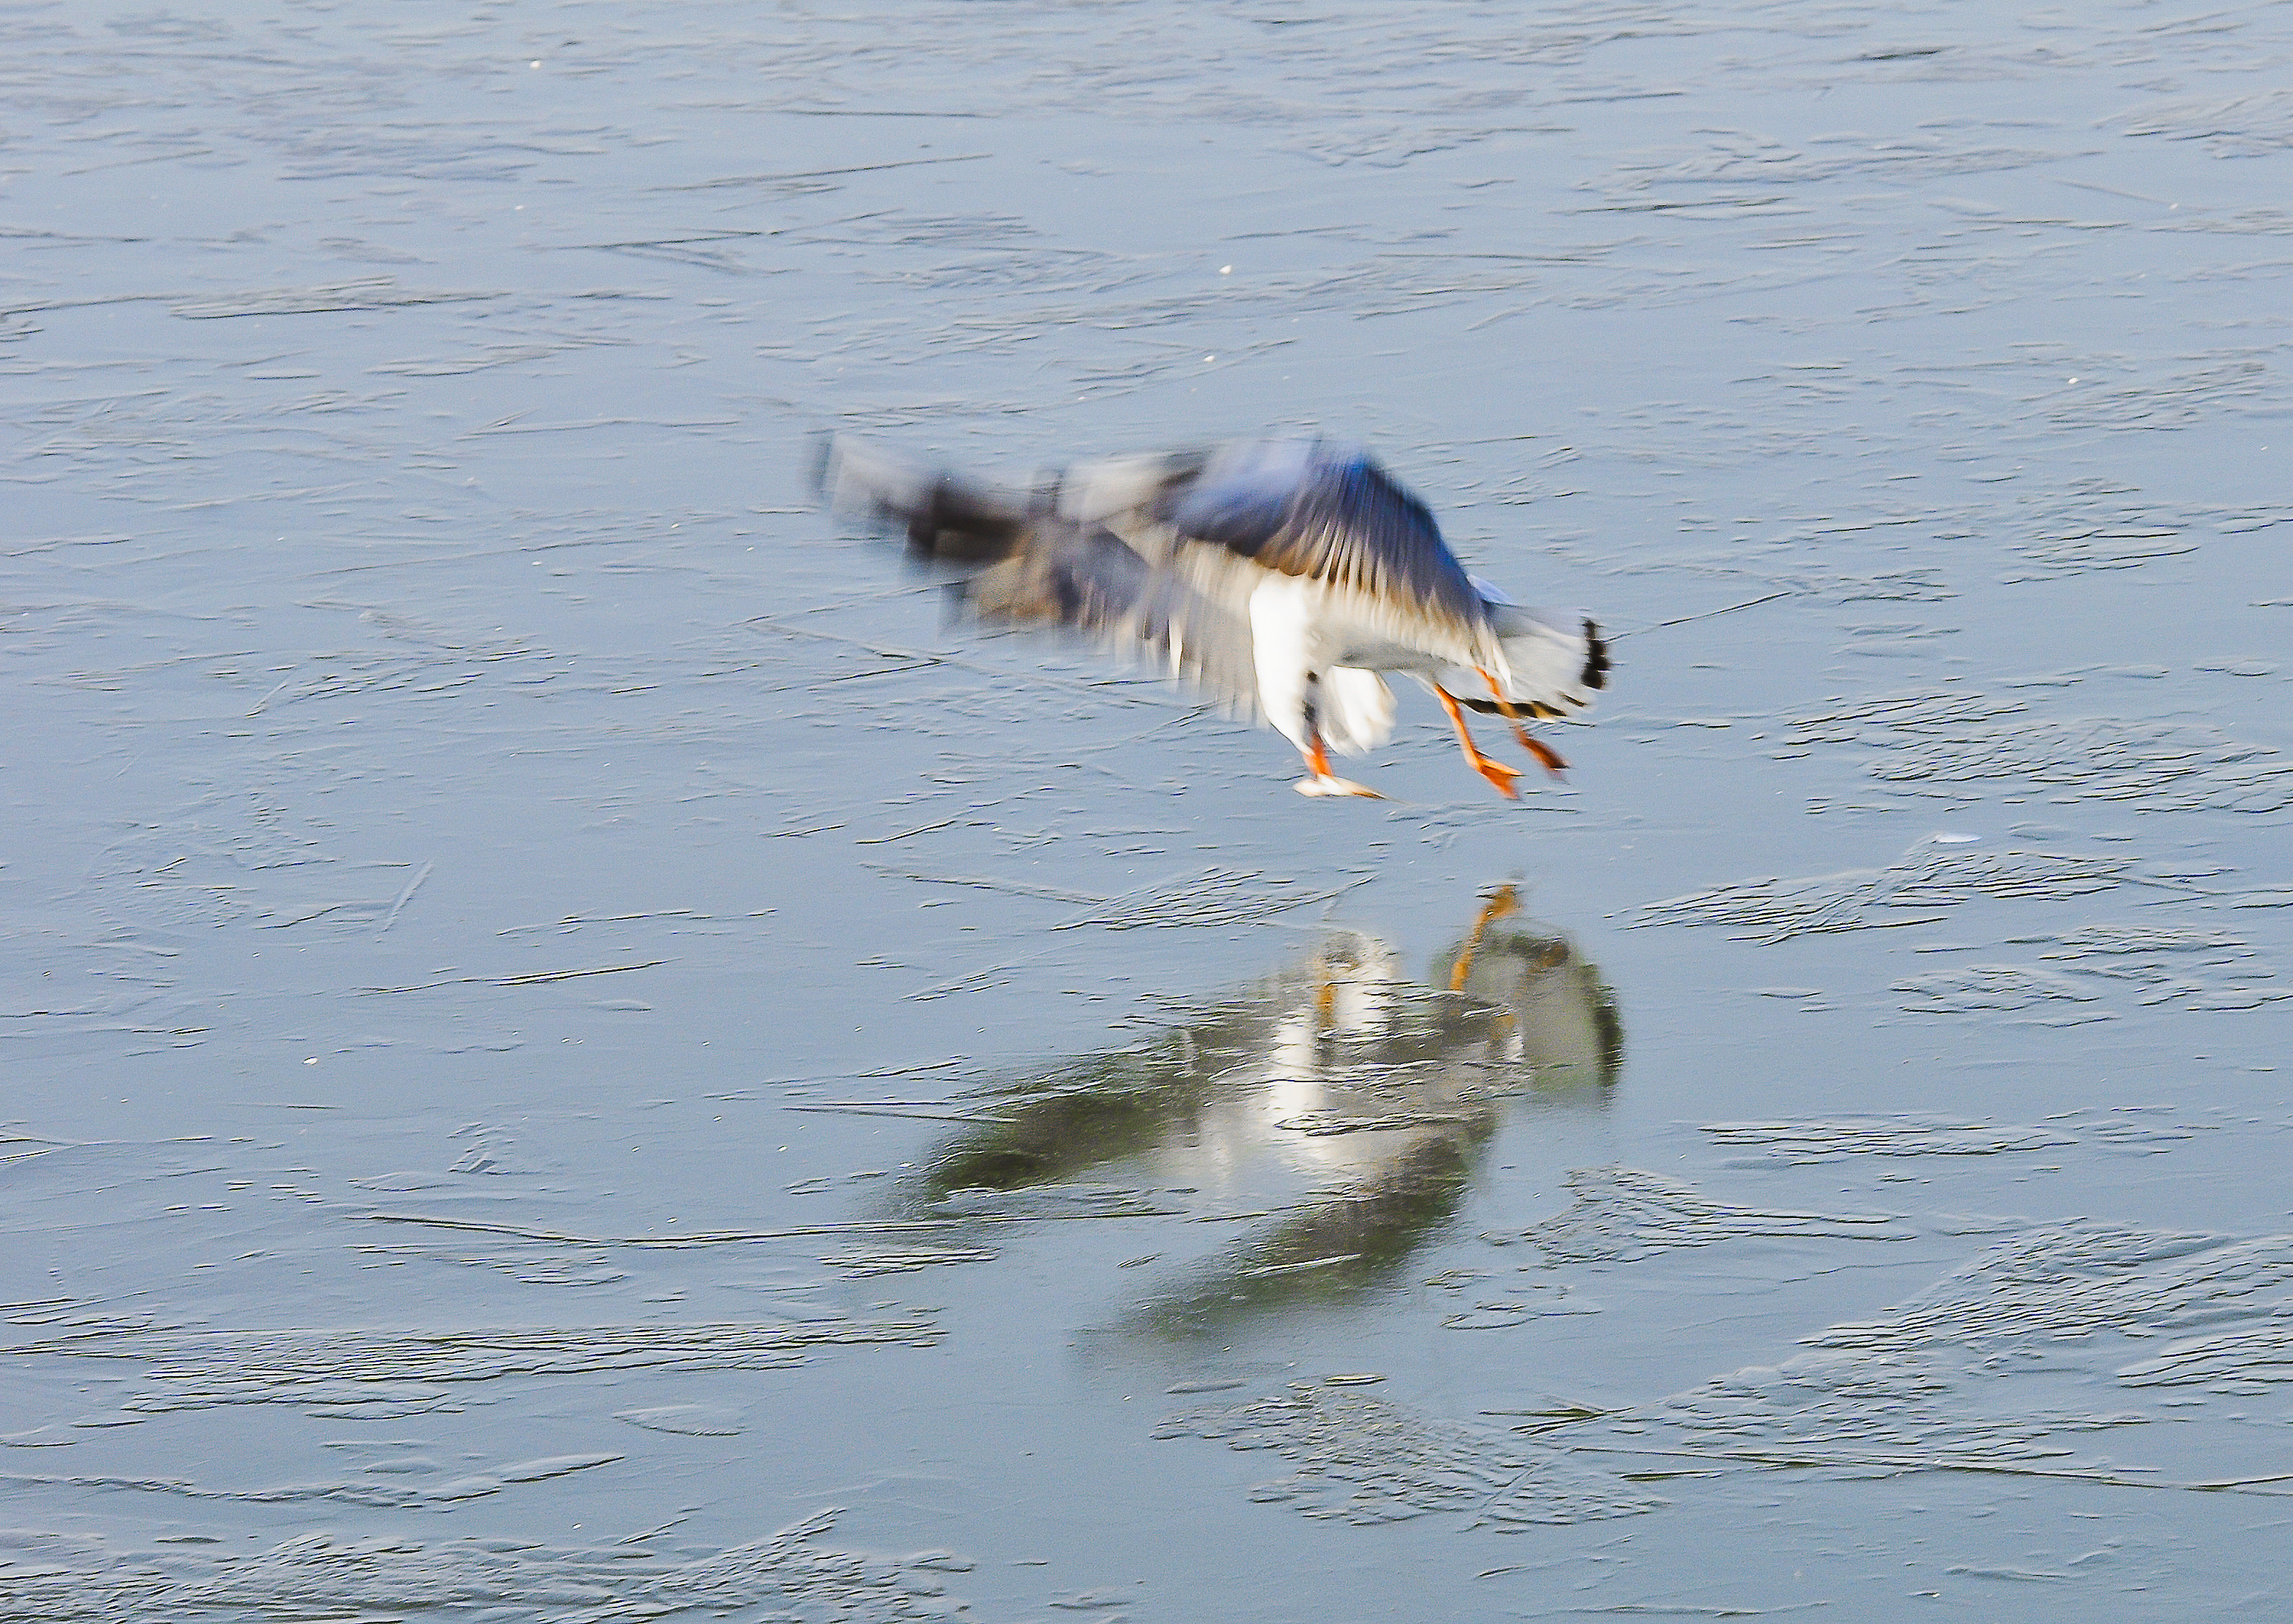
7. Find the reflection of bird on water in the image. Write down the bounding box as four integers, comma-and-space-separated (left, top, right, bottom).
818, 436, 1609, 799
896, 888, 1622, 1334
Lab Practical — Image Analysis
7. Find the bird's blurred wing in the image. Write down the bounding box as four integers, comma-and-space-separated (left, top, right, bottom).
1162, 441, 1497, 665
959, 519, 1266, 719
816, 433, 1032, 563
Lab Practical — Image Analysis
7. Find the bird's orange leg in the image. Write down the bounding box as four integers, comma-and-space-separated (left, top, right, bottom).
1432, 686, 1520, 799
1477, 667, 1568, 779
1294, 727, 1381, 798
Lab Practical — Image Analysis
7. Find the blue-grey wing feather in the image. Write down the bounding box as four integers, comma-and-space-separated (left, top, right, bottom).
961, 519, 1264, 717
818, 434, 1262, 712
1161, 440, 1490, 641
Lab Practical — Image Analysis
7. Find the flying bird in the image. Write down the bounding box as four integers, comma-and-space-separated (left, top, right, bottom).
816, 435, 1608, 799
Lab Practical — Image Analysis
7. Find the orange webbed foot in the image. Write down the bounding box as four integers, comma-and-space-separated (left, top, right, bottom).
1476, 758, 1521, 799
1513, 728, 1568, 778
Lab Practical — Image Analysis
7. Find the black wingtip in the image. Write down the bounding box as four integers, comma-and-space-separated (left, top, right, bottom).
1581, 618, 1610, 691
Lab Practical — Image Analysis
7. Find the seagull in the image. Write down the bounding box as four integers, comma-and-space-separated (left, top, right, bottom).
817, 434, 1609, 799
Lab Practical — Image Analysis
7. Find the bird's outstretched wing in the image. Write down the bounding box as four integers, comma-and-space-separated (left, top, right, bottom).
1159, 439, 1497, 660
961, 519, 1266, 720
818, 435, 1263, 717
815, 435, 1031, 563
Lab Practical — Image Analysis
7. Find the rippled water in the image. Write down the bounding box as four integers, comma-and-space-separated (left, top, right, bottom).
6, 1, 2291, 1618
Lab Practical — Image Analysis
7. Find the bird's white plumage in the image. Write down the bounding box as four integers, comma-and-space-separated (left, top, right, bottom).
1245, 575, 1397, 757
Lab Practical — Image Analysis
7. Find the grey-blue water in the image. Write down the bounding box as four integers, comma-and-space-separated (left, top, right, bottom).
5, 2, 2290, 1617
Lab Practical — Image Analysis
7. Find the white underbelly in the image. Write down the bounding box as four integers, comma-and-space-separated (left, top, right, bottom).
1247, 576, 1399, 755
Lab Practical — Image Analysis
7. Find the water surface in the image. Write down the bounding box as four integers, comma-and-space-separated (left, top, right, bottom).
5, 1, 2291, 1617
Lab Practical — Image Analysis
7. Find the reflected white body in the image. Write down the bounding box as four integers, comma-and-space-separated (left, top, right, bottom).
1143, 924, 1609, 1195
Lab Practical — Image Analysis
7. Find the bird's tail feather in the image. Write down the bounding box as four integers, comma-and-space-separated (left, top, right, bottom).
1455, 609, 1608, 720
